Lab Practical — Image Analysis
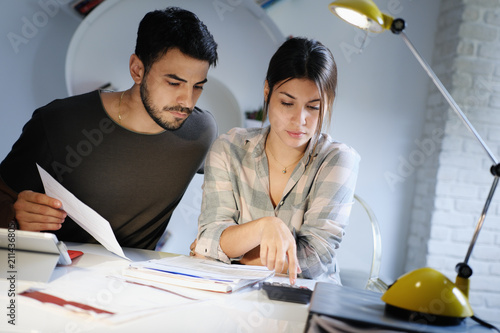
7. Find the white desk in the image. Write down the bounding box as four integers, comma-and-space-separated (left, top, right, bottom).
1, 243, 314, 333
2, 243, 499, 333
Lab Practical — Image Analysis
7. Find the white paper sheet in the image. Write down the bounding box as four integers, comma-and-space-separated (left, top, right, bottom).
36, 164, 129, 260
18, 261, 198, 325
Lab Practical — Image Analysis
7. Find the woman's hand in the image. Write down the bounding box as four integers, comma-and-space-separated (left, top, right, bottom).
189, 239, 205, 258
189, 239, 197, 256
259, 217, 301, 284
219, 216, 301, 284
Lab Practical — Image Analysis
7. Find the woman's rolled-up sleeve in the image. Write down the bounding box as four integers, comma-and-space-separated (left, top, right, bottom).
295, 146, 360, 279
195, 137, 240, 263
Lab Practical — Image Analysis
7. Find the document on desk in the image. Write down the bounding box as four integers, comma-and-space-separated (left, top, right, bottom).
19, 261, 200, 325
37, 164, 129, 260
124, 255, 274, 293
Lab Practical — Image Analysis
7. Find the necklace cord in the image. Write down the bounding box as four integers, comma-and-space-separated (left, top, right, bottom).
266, 145, 304, 174
118, 91, 126, 123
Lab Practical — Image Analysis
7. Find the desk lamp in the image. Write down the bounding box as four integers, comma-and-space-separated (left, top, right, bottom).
329, 0, 500, 326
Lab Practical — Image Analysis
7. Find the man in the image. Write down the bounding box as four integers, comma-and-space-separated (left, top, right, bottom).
0, 7, 218, 250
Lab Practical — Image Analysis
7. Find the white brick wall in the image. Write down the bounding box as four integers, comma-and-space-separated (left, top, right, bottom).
406, 0, 500, 322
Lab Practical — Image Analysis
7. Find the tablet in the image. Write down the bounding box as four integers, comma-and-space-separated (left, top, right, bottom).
0, 228, 71, 265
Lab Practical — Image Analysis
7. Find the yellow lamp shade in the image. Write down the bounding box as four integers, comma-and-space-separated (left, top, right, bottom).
381, 267, 473, 325
329, 0, 394, 33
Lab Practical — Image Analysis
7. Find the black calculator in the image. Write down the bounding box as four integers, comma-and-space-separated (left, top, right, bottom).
261, 281, 313, 304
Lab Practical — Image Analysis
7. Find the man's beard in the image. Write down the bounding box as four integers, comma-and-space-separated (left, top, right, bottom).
140, 80, 193, 131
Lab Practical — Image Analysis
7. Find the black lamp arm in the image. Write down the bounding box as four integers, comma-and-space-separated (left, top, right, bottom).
454, 176, 499, 298
391, 24, 500, 290
463, 176, 499, 265
394, 26, 499, 166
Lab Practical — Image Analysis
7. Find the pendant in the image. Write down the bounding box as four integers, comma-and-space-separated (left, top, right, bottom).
282, 168, 287, 174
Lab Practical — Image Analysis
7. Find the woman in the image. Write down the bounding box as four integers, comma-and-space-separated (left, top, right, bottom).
194, 37, 360, 285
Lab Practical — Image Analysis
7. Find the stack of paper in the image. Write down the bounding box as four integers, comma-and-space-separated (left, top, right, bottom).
124, 256, 274, 293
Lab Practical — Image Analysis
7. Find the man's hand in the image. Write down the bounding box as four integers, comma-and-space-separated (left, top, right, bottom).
14, 190, 66, 231
259, 217, 301, 285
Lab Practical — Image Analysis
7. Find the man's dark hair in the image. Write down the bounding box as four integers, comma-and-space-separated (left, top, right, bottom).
135, 7, 218, 74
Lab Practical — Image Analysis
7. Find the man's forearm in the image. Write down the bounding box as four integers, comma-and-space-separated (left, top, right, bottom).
0, 176, 18, 228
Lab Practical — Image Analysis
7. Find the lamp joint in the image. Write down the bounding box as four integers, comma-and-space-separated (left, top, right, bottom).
390, 18, 405, 34
490, 163, 500, 177
455, 262, 473, 279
